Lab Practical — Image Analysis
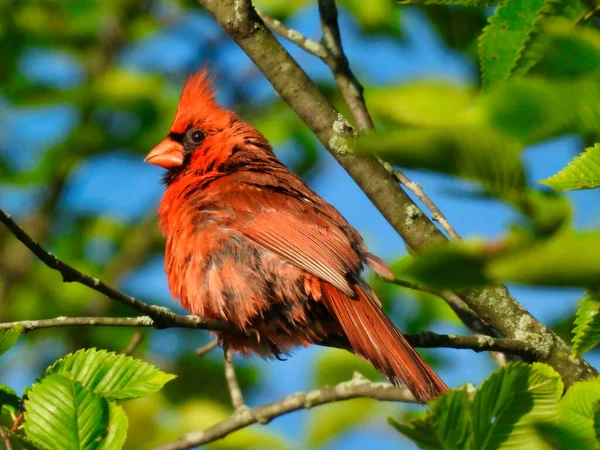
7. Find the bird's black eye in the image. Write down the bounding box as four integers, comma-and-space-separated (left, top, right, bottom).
182, 128, 205, 152
190, 130, 204, 143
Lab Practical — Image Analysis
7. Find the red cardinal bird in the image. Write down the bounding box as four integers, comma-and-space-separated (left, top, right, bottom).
145, 70, 448, 402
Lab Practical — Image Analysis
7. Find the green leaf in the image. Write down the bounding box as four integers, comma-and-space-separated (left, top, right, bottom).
572, 293, 600, 356
487, 231, 600, 287
397, 0, 500, 5
24, 374, 110, 450
340, 0, 403, 36
483, 78, 600, 145
533, 20, 600, 79
46, 348, 176, 401
0, 384, 21, 415
471, 362, 563, 449
368, 81, 474, 127
357, 126, 526, 197
390, 388, 472, 449
594, 402, 600, 445
541, 144, 600, 191
308, 400, 377, 448
314, 348, 380, 386
0, 325, 22, 357
478, 0, 547, 88
535, 422, 595, 450
97, 403, 128, 450
394, 242, 489, 289
559, 377, 600, 447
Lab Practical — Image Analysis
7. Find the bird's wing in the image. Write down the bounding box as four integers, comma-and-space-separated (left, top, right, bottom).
209, 173, 365, 296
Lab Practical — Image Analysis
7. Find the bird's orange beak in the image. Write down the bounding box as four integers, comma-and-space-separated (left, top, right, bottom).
144, 139, 185, 169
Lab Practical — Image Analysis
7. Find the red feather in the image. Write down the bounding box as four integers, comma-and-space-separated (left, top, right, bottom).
146, 69, 448, 402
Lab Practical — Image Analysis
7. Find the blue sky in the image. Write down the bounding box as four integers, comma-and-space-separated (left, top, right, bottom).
2, 4, 600, 449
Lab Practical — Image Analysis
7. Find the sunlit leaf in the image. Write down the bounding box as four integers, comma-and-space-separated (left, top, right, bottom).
397, 0, 499, 5
541, 144, 600, 191
487, 231, 600, 287
393, 243, 489, 289
0, 325, 22, 357
559, 377, 600, 448
572, 292, 600, 356
340, 0, 403, 35
314, 348, 381, 386
24, 374, 110, 450
46, 348, 176, 400
308, 400, 378, 448
368, 81, 474, 127
479, 0, 548, 88
471, 362, 563, 449
390, 388, 472, 449
97, 402, 128, 450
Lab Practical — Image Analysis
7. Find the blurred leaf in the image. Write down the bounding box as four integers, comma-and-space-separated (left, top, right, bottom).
471, 362, 563, 449
483, 78, 600, 144
509, 189, 571, 235
535, 422, 594, 450
393, 242, 489, 289
533, 20, 600, 78
390, 388, 472, 449
340, 0, 403, 35
541, 143, 600, 191
368, 81, 474, 127
572, 292, 600, 356
487, 231, 600, 287
46, 348, 176, 400
357, 126, 526, 197
94, 69, 165, 106
24, 374, 110, 450
307, 399, 377, 448
314, 348, 380, 386
559, 376, 600, 447
397, 0, 499, 5
97, 402, 128, 450
479, 0, 548, 88
0, 384, 21, 415
252, 0, 312, 18
0, 325, 22, 357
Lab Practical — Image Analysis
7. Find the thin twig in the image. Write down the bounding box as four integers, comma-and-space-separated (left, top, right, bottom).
0, 316, 539, 358
196, 340, 219, 356
224, 349, 246, 411
318, 0, 374, 132
394, 171, 461, 241
0, 209, 230, 332
122, 332, 144, 356
0, 427, 13, 450
152, 376, 416, 450
10, 413, 23, 434
255, 8, 328, 58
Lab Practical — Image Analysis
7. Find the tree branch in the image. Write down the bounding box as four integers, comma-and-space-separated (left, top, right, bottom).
152, 375, 416, 450
224, 349, 246, 411
319, 0, 501, 365
255, 8, 328, 58
196, 0, 596, 386
0, 316, 539, 358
